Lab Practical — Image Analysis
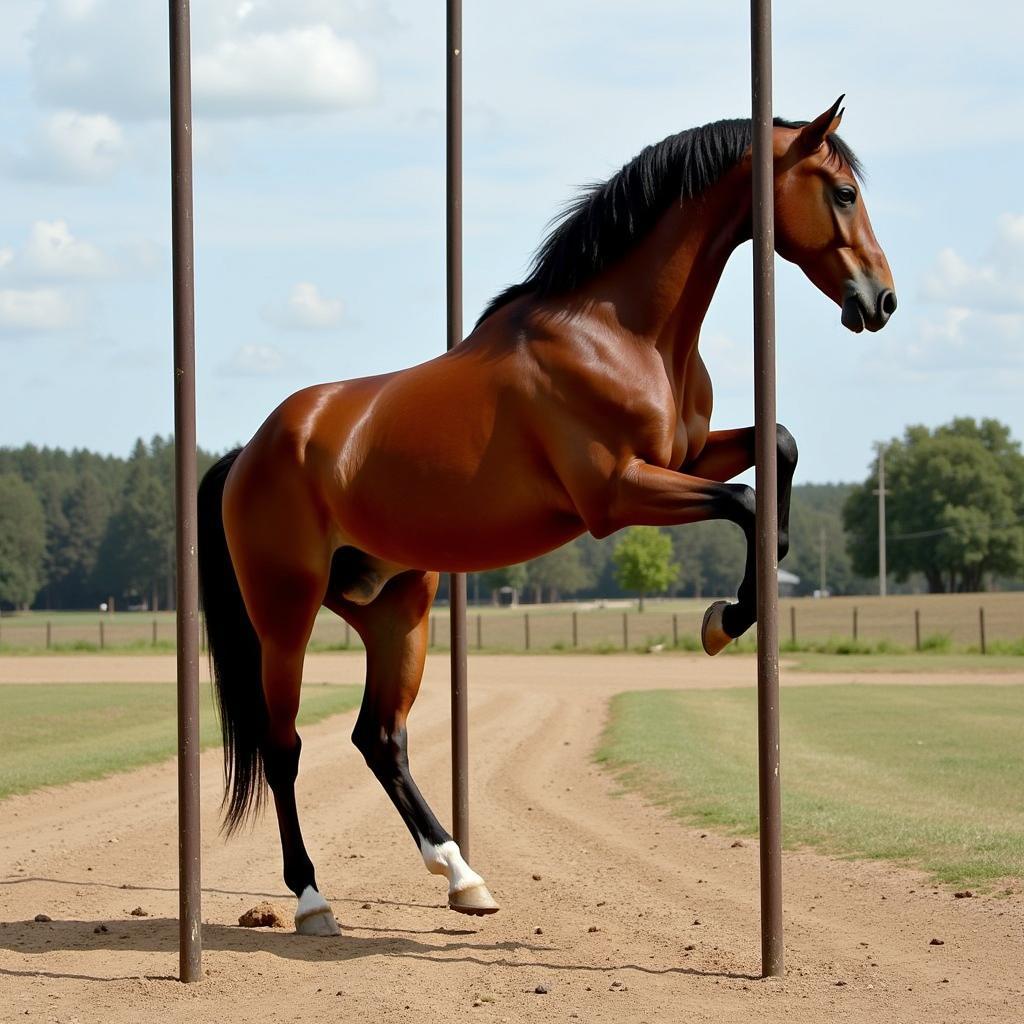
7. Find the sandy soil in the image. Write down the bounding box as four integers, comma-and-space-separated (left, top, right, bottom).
1, 653, 1022, 1023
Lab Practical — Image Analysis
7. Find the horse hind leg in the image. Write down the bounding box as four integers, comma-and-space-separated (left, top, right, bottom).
331, 570, 499, 916
242, 566, 342, 936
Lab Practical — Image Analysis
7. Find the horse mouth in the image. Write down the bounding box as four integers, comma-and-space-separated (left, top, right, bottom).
841, 295, 866, 334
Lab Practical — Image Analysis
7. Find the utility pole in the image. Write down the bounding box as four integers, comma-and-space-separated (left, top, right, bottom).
819, 525, 826, 596
873, 444, 889, 597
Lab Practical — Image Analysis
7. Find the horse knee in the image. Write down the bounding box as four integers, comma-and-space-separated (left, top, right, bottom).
776, 423, 798, 470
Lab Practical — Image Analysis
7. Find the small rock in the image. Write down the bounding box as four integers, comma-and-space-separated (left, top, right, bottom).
472, 999, 483, 1008
33, 914, 51, 923
953, 890, 974, 899
534, 927, 543, 935
238, 902, 289, 928
692, 919, 701, 926
942, 978, 950, 984
929, 938, 945, 946
587, 925, 599, 933
129, 907, 148, 917
361, 903, 372, 910
534, 985, 548, 995
94, 924, 108, 934
532, 874, 542, 881
684, 943, 696, 951
609, 980, 627, 992
730, 840, 745, 848
835, 980, 847, 987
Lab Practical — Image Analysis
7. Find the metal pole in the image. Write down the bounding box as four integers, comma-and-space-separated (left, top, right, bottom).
874, 445, 888, 597
447, 0, 470, 860
751, 0, 783, 979
978, 606, 986, 655
169, 0, 201, 983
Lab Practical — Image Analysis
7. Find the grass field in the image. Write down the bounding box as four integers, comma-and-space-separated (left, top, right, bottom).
598, 683, 1024, 887
0, 682, 362, 799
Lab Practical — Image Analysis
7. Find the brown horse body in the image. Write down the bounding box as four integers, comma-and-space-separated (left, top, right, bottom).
199, 100, 895, 935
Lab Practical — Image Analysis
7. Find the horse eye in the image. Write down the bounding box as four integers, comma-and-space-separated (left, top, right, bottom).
835, 186, 857, 207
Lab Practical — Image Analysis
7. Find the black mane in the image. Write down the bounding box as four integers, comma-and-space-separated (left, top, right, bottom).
475, 116, 862, 328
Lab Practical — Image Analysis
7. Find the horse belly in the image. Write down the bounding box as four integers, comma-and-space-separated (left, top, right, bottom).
333, 457, 583, 573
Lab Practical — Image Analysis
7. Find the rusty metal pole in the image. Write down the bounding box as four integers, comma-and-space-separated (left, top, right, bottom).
751, 0, 783, 978
447, 0, 470, 861
169, 0, 202, 983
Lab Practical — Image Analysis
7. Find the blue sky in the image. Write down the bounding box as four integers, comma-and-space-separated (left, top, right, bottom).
0, 0, 1021, 483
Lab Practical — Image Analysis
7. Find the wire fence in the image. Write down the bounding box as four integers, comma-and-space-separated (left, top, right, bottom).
1, 592, 1022, 654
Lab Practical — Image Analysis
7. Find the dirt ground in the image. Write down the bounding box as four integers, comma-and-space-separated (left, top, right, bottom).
1, 652, 1022, 1023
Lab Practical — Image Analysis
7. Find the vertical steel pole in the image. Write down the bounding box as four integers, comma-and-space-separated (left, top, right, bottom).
447, 0, 470, 861
750, 0, 783, 979
169, 0, 202, 984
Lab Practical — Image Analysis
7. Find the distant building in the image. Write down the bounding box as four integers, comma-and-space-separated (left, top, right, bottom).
779, 568, 800, 597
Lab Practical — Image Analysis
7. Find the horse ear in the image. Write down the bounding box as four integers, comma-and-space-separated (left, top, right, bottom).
799, 95, 845, 154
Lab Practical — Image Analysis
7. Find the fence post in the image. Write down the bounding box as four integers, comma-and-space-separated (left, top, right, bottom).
979, 606, 986, 655
672, 613, 678, 648
476, 613, 482, 650
914, 609, 921, 651
99, 620, 105, 650
572, 611, 578, 648
852, 606, 858, 642
524, 613, 530, 651
789, 605, 796, 646
46, 621, 52, 650
622, 611, 629, 650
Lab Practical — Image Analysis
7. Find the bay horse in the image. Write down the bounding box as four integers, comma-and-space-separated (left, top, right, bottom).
198, 98, 895, 936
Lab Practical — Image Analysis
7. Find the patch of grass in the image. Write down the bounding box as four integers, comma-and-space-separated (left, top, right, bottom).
0, 682, 362, 799
786, 652, 1024, 674
597, 683, 1024, 887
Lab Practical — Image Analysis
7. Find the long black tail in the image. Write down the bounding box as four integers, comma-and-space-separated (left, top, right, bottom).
197, 448, 267, 835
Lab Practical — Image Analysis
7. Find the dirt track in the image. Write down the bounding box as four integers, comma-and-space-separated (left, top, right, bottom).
2, 653, 1022, 1023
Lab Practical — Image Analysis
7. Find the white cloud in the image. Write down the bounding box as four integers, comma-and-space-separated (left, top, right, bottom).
265, 282, 344, 330
220, 343, 287, 376
28, 0, 378, 120
922, 214, 1024, 315
19, 220, 111, 279
6, 110, 125, 183
0, 287, 75, 332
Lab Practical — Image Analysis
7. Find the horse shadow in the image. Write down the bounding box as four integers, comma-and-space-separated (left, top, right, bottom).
0, 912, 757, 984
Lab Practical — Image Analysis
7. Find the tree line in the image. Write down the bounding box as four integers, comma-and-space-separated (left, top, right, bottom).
1, 417, 1021, 610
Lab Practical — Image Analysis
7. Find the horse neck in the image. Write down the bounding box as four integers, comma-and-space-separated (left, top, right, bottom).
596, 166, 752, 373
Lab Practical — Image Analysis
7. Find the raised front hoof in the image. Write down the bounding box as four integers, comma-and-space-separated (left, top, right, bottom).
701, 600, 734, 657
448, 883, 500, 917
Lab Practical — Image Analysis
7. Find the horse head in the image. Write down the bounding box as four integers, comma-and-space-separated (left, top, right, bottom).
773, 97, 896, 333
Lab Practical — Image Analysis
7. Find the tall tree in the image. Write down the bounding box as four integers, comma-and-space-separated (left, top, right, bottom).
526, 540, 595, 603
844, 419, 1024, 593
0, 474, 47, 609
613, 527, 678, 611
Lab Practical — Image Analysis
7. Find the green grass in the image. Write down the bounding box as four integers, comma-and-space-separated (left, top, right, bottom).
0, 682, 362, 799
785, 652, 1024, 673
598, 683, 1024, 887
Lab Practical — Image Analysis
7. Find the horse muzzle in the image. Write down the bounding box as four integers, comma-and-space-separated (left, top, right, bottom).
841, 282, 897, 333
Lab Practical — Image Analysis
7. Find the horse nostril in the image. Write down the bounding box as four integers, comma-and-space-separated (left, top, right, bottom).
878, 290, 897, 318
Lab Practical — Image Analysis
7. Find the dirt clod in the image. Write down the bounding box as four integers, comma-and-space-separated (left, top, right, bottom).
532, 874, 542, 881
93, 924, 108, 934
534, 927, 543, 935
587, 925, 599, 933
953, 891, 974, 899
33, 913, 51, 922
731, 840, 745, 848
929, 938, 945, 946
534, 985, 548, 995
129, 907, 148, 917
238, 902, 289, 928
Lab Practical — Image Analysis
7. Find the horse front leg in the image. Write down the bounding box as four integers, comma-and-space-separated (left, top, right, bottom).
682, 424, 798, 652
